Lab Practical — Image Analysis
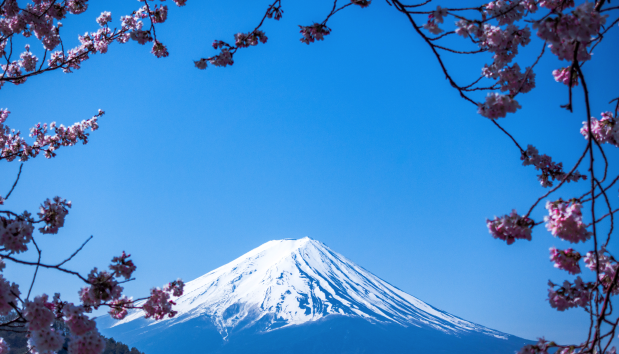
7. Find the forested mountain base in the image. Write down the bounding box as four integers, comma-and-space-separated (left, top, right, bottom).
1, 330, 142, 354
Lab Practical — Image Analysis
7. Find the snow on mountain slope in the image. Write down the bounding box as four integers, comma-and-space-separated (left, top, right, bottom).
112, 237, 507, 340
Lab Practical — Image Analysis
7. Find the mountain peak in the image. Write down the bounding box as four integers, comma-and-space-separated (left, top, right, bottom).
110, 238, 508, 340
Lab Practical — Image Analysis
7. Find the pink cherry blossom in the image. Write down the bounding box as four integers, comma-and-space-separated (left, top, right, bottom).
65, 308, 97, 336
96, 12, 112, 26
550, 248, 581, 275
151, 41, 169, 58
521, 145, 586, 187
108, 296, 132, 320
143, 287, 177, 320
164, 279, 185, 297
423, 20, 443, 35
173, 0, 188, 6
109, 251, 136, 280
234, 30, 268, 48
67, 330, 106, 354
0, 274, 20, 315
0, 217, 34, 253
209, 48, 233, 67
487, 210, 533, 244
485, 0, 537, 26
150, 5, 168, 24
79, 268, 123, 309
544, 199, 592, 243
194, 58, 207, 70
266, 4, 283, 20
19, 45, 38, 72
29, 327, 64, 353
552, 67, 578, 87
548, 277, 592, 311
580, 112, 618, 147
37, 196, 71, 234
24, 294, 55, 331
299, 23, 331, 44
477, 93, 521, 119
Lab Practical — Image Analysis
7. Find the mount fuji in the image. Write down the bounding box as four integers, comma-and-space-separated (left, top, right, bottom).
98, 237, 531, 353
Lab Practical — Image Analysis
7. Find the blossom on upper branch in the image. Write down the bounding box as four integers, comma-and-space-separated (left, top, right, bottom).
423, 20, 443, 35
234, 30, 268, 48
487, 210, 533, 244
477, 93, 521, 119
37, 196, 71, 234
266, 4, 284, 20
151, 41, 169, 58
299, 24, 331, 44
483, 63, 535, 95
109, 296, 133, 320
19, 45, 38, 72
534, 2, 607, 62
544, 199, 592, 243
164, 279, 185, 297
580, 112, 618, 147
485, 0, 537, 26
552, 67, 578, 87
173, 0, 188, 6
548, 277, 592, 311
109, 251, 136, 280
143, 288, 177, 320
521, 145, 586, 187
584, 250, 619, 295
79, 268, 123, 310
96, 12, 112, 26
549, 247, 581, 274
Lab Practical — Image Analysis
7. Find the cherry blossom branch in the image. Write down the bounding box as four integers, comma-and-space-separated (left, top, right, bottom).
4, 163, 23, 200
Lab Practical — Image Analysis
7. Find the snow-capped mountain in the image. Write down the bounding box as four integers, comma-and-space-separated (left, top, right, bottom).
99, 237, 531, 354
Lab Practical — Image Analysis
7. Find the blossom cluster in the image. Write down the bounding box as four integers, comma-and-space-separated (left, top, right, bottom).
0, 0, 184, 89
79, 268, 123, 310
549, 248, 581, 275
266, 4, 283, 20
552, 67, 578, 87
37, 197, 71, 234
0, 274, 20, 316
234, 30, 268, 48
544, 199, 592, 243
143, 288, 176, 320
548, 277, 592, 311
534, 2, 607, 62
485, 0, 537, 26
477, 93, 521, 119
109, 251, 137, 280
0, 215, 34, 253
299, 23, 331, 44
0, 108, 103, 162
580, 112, 619, 147
584, 250, 619, 295
486, 209, 533, 244
521, 145, 586, 187
482, 63, 536, 95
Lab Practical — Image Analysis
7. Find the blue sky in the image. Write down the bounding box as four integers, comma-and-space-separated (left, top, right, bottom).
2, 0, 618, 345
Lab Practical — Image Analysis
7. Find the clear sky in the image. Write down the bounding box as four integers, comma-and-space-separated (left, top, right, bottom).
2, 0, 618, 345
